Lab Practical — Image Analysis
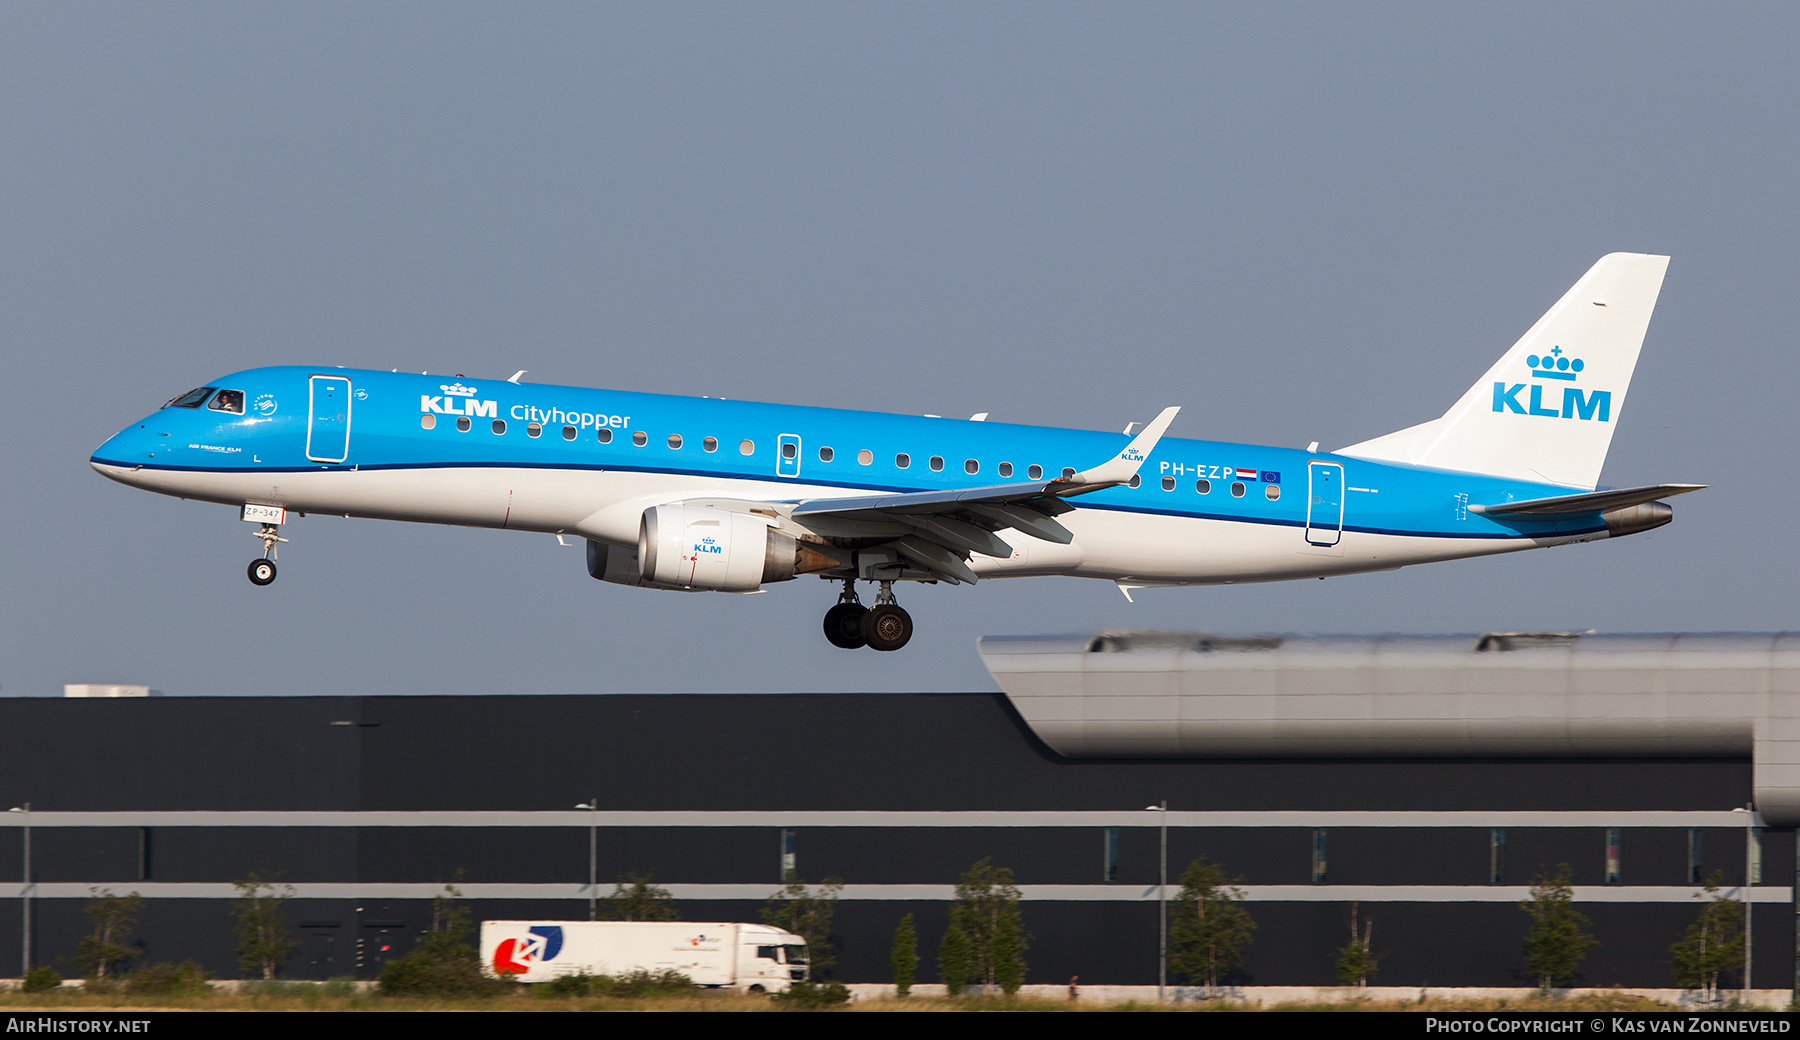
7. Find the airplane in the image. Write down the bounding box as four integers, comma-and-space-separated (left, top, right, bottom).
92, 253, 1700, 652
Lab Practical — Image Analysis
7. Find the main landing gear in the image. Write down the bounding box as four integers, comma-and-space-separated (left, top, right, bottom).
822, 579, 913, 652
247, 523, 287, 586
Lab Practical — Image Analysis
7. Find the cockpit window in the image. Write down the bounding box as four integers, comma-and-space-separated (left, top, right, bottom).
208, 389, 245, 414
165, 387, 216, 409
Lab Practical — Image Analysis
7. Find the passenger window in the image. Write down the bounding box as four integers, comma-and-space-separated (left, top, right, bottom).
166, 387, 216, 409
857, 449, 872, 465
1062, 467, 1076, 480
492, 419, 507, 435
704, 437, 718, 452
456, 416, 471, 433
1196, 478, 1210, 494
208, 389, 245, 414
929, 456, 944, 471
1266, 484, 1281, 501
527, 422, 542, 438
895, 453, 910, 469
739, 439, 755, 455
420, 414, 436, 430
965, 459, 979, 475
782, 442, 797, 459
668, 434, 683, 449
633, 431, 648, 447
819, 446, 834, 462
1128, 475, 1141, 488
562, 425, 577, 441
1162, 476, 1175, 491
998, 462, 1013, 478
597, 428, 613, 444
1231, 482, 1246, 497
1028, 465, 1042, 480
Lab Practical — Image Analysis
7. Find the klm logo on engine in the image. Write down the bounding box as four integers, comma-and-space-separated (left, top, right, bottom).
420, 382, 499, 419
1491, 346, 1610, 421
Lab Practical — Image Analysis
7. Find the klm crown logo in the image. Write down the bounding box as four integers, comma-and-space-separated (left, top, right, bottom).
1492, 346, 1610, 421
1525, 346, 1584, 381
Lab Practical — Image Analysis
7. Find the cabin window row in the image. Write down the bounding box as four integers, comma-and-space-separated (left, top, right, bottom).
417, 413, 1277, 498
419, 414, 1091, 485
1155, 475, 1282, 500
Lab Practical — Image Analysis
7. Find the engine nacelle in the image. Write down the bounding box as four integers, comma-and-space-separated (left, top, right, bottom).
587, 539, 656, 587
594, 504, 798, 592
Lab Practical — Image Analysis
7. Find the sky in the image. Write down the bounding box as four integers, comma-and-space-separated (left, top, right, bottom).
1, 3, 1794, 697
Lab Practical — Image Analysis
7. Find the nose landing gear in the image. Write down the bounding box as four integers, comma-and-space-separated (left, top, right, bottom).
247, 523, 287, 586
822, 580, 913, 651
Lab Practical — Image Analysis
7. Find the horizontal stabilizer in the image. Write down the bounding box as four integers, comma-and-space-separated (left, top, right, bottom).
1469, 483, 1705, 518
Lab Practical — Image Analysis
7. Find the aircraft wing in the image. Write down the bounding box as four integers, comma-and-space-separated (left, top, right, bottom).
786, 406, 1180, 584
1468, 483, 1706, 519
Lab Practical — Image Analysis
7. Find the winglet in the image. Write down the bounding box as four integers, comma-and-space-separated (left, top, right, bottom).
1068, 406, 1180, 487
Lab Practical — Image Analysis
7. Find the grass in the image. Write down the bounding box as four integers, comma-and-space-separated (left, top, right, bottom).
0, 986, 1713, 1012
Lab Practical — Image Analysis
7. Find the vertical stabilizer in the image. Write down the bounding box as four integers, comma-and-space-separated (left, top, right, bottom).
1337, 253, 1669, 489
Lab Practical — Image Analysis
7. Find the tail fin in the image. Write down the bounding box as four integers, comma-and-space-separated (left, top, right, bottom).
1337, 253, 1670, 489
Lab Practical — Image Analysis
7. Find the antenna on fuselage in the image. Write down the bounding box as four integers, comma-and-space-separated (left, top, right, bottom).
508, 370, 527, 384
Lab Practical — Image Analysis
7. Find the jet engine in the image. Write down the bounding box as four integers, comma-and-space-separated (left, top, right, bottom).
584, 504, 802, 592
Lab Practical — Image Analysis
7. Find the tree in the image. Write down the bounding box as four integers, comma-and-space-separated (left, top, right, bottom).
941, 858, 1027, 995
1334, 901, 1379, 987
599, 871, 679, 921
380, 880, 499, 995
1169, 857, 1256, 991
760, 874, 843, 976
890, 913, 918, 997
76, 888, 143, 980
1520, 863, 1600, 991
1669, 871, 1745, 1001
936, 915, 974, 996
231, 872, 300, 980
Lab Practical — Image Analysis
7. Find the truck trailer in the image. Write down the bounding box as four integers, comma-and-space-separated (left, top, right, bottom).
480, 920, 809, 992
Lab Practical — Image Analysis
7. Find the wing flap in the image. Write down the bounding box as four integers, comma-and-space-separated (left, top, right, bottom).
787, 405, 1178, 581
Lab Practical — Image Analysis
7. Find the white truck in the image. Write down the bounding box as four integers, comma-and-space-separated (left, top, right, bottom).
480, 920, 809, 992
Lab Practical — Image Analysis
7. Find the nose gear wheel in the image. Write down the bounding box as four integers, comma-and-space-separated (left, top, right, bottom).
247, 523, 288, 586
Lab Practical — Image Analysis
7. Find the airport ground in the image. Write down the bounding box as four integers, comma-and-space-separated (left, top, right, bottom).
0, 982, 1790, 1012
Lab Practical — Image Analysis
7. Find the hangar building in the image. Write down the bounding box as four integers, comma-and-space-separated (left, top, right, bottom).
0, 631, 1792, 992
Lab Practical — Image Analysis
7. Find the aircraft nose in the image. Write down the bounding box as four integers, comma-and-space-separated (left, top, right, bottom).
90, 422, 164, 477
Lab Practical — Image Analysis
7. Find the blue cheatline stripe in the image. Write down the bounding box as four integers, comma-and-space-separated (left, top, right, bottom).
87, 458, 1573, 542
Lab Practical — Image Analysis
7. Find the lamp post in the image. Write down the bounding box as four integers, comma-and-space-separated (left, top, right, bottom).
1144, 801, 1167, 1002
1733, 804, 1761, 1006
7, 804, 28, 975
575, 799, 598, 921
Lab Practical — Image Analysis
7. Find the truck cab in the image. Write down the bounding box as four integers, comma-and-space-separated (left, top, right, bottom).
739, 923, 809, 991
